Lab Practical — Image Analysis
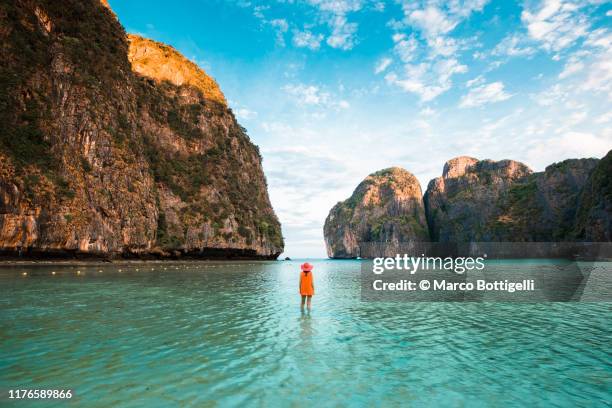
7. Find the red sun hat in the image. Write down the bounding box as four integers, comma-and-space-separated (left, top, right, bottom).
301, 262, 313, 272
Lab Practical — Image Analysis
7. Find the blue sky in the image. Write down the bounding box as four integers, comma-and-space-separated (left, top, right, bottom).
109, 0, 612, 258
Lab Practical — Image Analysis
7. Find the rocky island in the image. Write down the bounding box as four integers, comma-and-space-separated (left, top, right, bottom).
0, 0, 283, 259
325, 152, 611, 258
324, 167, 429, 258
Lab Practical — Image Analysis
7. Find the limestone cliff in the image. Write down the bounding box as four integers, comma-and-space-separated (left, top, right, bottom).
0, 0, 282, 259
424, 157, 532, 242
323, 168, 429, 258
324, 154, 609, 258
498, 158, 599, 240
424, 156, 600, 242
574, 150, 612, 241
128, 35, 226, 106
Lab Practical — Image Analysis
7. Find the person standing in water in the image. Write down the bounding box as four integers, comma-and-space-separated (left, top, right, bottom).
299, 262, 315, 310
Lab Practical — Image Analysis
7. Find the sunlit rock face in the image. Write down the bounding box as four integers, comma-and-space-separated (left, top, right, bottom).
0, 0, 282, 259
127, 34, 226, 106
324, 167, 429, 258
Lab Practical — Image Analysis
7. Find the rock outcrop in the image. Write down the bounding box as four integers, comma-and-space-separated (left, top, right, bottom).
498, 158, 599, 241
424, 156, 532, 242
0, 0, 282, 259
324, 153, 610, 258
574, 151, 612, 241
423, 156, 601, 242
324, 168, 429, 258
128, 35, 226, 106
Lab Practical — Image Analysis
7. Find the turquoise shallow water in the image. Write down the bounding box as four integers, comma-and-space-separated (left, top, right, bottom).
1, 260, 611, 407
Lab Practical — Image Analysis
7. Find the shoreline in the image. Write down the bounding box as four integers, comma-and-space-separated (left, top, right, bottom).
0, 247, 281, 263
0, 258, 285, 267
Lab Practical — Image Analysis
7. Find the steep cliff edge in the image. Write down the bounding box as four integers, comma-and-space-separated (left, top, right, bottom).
128, 34, 226, 106
0, 0, 282, 259
499, 158, 599, 240
324, 168, 429, 258
424, 157, 532, 242
424, 156, 599, 242
574, 150, 612, 241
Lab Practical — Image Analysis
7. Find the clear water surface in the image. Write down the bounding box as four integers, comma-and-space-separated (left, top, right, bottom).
1, 260, 610, 407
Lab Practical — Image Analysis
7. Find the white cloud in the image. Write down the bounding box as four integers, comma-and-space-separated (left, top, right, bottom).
384, 1, 488, 100
492, 34, 536, 57
401, 0, 489, 39
235, 108, 258, 120
566, 28, 612, 97
419, 106, 437, 116
283, 83, 350, 109
283, 84, 325, 105
261, 121, 293, 134
326, 15, 359, 50
559, 56, 585, 78
584, 28, 612, 50
427, 36, 460, 58
337, 100, 350, 109
374, 57, 392, 74
307, 0, 362, 14
386, 58, 468, 101
580, 48, 612, 97
532, 84, 568, 106
393, 34, 418, 62
269, 19, 288, 32
269, 19, 289, 46
525, 132, 612, 167
448, 0, 489, 17
466, 75, 485, 87
306, 0, 363, 51
595, 111, 612, 124
521, 0, 591, 52
252, 5, 269, 20
373, 1, 385, 12
460, 81, 512, 108
293, 29, 324, 50
249, 5, 289, 46
249, 0, 363, 52
392, 33, 405, 42
406, 6, 458, 38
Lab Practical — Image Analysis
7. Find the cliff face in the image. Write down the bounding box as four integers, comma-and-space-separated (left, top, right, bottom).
574, 151, 612, 241
128, 35, 226, 106
324, 153, 609, 258
498, 158, 599, 241
424, 157, 532, 242
323, 168, 429, 258
0, 0, 282, 258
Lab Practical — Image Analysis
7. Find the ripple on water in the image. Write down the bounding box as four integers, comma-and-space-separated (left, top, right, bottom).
0, 261, 610, 407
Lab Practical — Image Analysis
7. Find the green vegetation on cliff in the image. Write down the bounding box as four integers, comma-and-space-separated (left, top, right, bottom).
0, 0, 282, 258
574, 151, 612, 241
324, 167, 429, 258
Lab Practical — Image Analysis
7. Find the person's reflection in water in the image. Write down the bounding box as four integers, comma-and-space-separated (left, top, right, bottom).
299, 309, 314, 340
